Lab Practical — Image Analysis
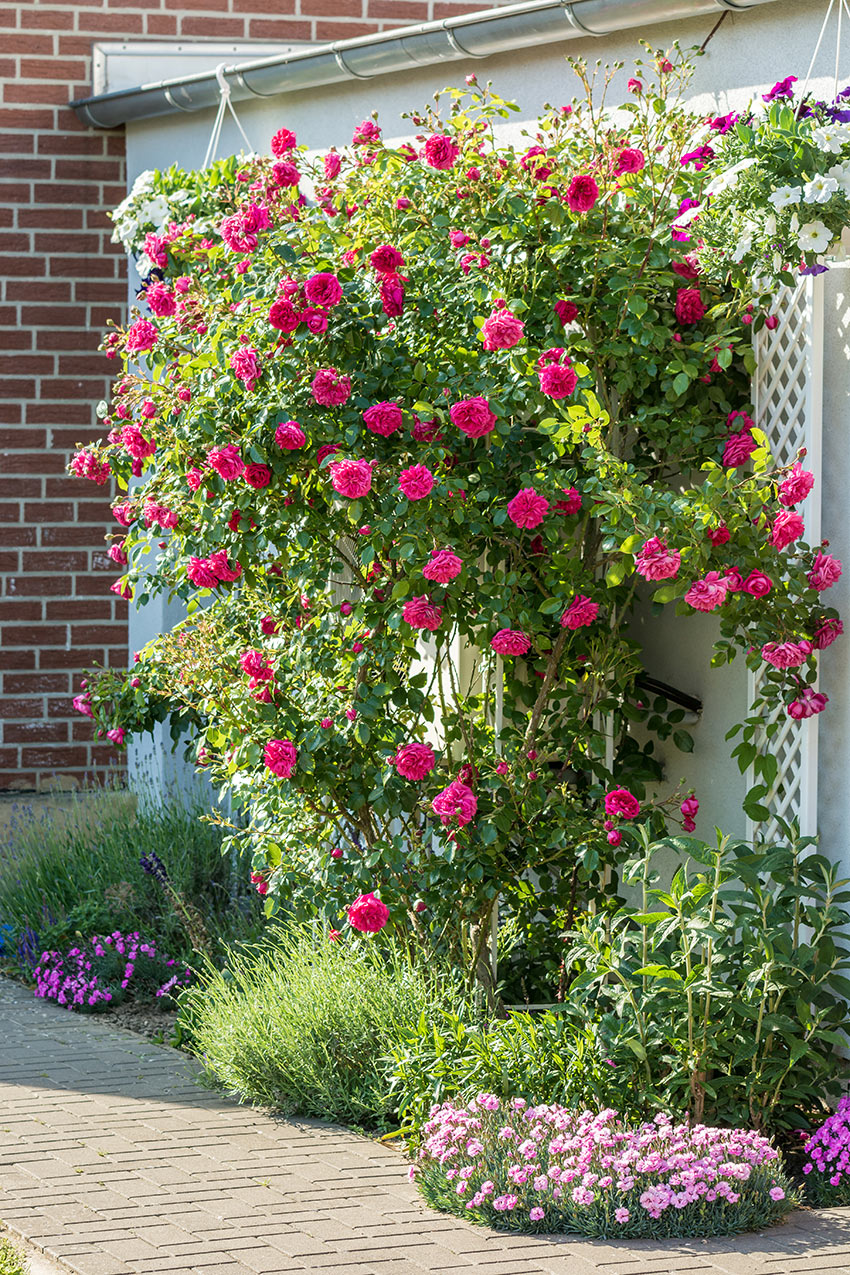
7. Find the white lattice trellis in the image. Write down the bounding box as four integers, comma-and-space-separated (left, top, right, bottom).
747, 275, 824, 842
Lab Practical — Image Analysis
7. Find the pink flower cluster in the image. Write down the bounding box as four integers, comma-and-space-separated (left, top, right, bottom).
33, 931, 191, 1011
186, 551, 242, 588
413, 1098, 794, 1238
802, 1096, 850, 1200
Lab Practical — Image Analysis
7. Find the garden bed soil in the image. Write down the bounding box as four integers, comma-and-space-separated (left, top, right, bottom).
99, 999, 179, 1043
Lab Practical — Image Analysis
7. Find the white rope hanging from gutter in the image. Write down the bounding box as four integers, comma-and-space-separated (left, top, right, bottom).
800, 0, 850, 107
202, 63, 255, 169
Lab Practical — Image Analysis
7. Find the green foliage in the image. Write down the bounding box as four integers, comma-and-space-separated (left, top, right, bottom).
564, 824, 850, 1133
0, 792, 262, 968
0, 1236, 26, 1275
389, 1007, 642, 1134
177, 925, 458, 1127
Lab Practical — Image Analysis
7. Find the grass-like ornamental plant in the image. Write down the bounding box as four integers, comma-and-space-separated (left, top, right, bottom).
178, 924, 457, 1127
413, 1097, 796, 1238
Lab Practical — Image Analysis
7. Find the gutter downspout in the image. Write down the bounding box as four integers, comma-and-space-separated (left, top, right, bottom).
71, 0, 780, 129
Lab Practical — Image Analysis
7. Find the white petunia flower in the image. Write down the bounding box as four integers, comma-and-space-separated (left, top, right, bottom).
797, 219, 833, 252
764, 213, 778, 237
769, 184, 802, 209
811, 126, 845, 153
703, 158, 758, 198
803, 175, 840, 203
827, 160, 850, 193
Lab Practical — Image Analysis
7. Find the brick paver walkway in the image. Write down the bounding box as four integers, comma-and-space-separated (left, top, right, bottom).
1, 980, 850, 1275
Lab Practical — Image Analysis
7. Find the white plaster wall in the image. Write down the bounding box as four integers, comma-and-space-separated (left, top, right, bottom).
120, 0, 850, 860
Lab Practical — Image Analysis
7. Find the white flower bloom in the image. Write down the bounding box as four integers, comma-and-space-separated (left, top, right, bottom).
772, 252, 784, 272
137, 195, 171, 229
769, 184, 803, 209
803, 175, 840, 203
731, 235, 753, 264
811, 126, 845, 153
827, 160, 850, 193
703, 157, 758, 198
797, 219, 833, 252
790, 211, 800, 233
764, 213, 777, 236
130, 169, 156, 195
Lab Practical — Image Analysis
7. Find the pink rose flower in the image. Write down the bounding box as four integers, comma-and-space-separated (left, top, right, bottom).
264, 738, 298, 778
808, 552, 842, 590
268, 298, 301, 332
565, 174, 599, 213
634, 537, 681, 581
432, 779, 477, 827
778, 462, 815, 507
353, 119, 381, 145
554, 486, 582, 515
379, 272, 405, 317
106, 727, 125, 747
143, 501, 178, 530
329, 458, 373, 499
605, 787, 641, 819
260, 616, 279, 635
422, 549, 462, 582
450, 396, 496, 438
681, 793, 699, 819
272, 160, 300, 188
554, 299, 578, 326
230, 346, 260, 389
538, 350, 578, 399
206, 550, 242, 583
207, 444, 245, 481
742, 569, 772, 597
271, 127, 297, 155
120, 425, 156, 461
481, 305, 525, 350
244, 463, 272, 489
762, 641, 808, 669
675, 288, 705, 324
788, 688, 829, 719
370, 244, 404, 274
561, 595, 599, 629
324, 150, 341, 180
423, 134, 460, 170
722, 429, 758, 469
145, 281, 176, 317
399, 464, 435, 501
507, 488, 549, 529
304, 272, 342, 309
363, 401, 403, 436
615, 147, 645, 175
684, 571, 728, 612
814, 617, 843, 648
770, 510, 804, 550
311, 367, 351, 406
348, 892, 389, 933
392, 742, 436, 780
70, 449, 111, 485
402, 595, 442, 632
125, 318, 158, 353
706, 524, 730, 546
72, 693, 93, 718
491, 629, 531, 656
275, 420, 306, 450
187, 558, 219, 588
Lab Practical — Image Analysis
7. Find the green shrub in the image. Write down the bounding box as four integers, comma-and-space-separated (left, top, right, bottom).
0, 792, 261, 966
178, 925, 456, 1127
389, 1007, 643, 1134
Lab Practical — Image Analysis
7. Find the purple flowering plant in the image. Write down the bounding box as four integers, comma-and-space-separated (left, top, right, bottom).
412, 1096, 796, 1238
801, 1095, 850, 1204
33, 930, 192, 1012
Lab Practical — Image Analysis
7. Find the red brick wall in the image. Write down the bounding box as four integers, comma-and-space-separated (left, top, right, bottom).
0, 0, 487, 791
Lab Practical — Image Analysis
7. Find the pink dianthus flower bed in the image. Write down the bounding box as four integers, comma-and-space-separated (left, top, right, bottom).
413, 1099, 795, 1238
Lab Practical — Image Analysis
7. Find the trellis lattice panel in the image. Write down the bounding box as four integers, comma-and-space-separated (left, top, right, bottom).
747, 275, 824, 842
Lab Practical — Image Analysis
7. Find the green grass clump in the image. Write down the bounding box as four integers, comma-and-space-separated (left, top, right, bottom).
0, 1234, 27, 1275
0, 790, 262, 966
178, 924, 456, 1127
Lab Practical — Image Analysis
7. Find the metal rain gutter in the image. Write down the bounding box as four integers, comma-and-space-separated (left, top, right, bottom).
71, 0, 781, 129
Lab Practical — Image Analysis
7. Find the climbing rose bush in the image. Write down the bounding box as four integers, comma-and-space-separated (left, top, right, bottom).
412, 1098, 795, 1237
72, 50, 841, 987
